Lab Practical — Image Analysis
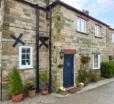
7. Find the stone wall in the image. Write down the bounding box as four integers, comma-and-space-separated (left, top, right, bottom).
0, 0, 4, 68
109, 29, 114, 57
51, 5, 113, 90
1, 0, 49, 100
1, 0, 114, 99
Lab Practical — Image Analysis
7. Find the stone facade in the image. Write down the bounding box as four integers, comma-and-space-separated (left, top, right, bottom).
1, 0, 49, 100
0, 0, 4, 67
0, 0, 114, 100
51, 4, 114, 90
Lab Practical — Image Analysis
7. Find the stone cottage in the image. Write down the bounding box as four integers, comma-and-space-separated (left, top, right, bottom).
0, 0, 114, 100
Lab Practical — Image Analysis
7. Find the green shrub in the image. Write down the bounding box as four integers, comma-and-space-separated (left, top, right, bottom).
8, 68, 23, 96
77, 69, 91, 85
26, 81, 35, 91
39, 70, 48, 88
101, 62, 114, 78
90, 70, 101, 82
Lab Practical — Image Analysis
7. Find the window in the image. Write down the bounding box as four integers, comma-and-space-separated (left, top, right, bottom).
95, 25, 101, 37
112, 34, 114, 43
93, 54, 100, 69
19, 46, 33, 69
77, 17, 87, 33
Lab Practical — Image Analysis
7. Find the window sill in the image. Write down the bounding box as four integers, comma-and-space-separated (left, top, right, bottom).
19, 66, 33, 70
92, 68, 100, 70
95, 36, 103, 39
77, 31, 89, 35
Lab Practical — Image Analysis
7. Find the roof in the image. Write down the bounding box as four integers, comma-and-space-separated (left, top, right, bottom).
109, 27, 114, 31
49, 0, 110, 27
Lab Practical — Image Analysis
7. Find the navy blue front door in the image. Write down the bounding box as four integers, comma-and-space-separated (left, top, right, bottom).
63, 54, 74, 88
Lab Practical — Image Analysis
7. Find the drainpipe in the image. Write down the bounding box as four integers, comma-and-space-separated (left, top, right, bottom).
35, 4, 40, 93
48, 6, 52, 93
46, 0, 49, 19
0, 66, 2, 101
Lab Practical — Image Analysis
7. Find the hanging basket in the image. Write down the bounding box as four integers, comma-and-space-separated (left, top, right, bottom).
81, 56, 90, 64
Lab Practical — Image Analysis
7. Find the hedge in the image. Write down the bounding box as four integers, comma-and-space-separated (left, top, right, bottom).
101, 62, 114, 78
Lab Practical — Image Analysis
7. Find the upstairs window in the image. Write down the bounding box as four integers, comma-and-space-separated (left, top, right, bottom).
19, 46, 33, 69
77, 17, 87, 33
95, 25, 101, 37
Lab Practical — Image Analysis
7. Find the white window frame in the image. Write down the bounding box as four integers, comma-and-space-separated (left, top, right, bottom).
92, 54, 100, 69
77, 17, 87, 33
95, 25, 101, 37
19, 46, 33, 69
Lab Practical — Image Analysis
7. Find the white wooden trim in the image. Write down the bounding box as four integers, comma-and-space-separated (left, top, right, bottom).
77, 17, 87, 33
98, 54, 101, 69
92, 54, 101, 69
74, 54, 76, 87
95, 25, 101, 37
19, 46, 33, 69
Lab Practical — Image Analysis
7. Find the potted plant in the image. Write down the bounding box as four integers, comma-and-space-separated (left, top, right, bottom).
26, 81, 36, 97
8, 68, 24, 102
40, 71, 48, 95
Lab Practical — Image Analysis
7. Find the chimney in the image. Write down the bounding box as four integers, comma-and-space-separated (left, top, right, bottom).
82, 9, 89, 15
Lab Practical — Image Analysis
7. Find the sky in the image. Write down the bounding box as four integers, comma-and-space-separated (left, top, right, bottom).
62, 0, 114, 28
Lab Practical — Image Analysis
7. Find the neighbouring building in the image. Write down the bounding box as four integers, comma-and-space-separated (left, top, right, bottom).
0, 0, 114, 100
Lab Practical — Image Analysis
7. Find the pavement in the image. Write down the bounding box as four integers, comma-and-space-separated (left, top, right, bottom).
1, 78, 114, 104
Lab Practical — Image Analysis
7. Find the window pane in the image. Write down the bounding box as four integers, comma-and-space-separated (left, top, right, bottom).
95, 25, 101, 36
112, 34, 114, 43
81, 19, 86, 32
77, 18, 86, 33
22, 54, 26, 59
19, 46, 32, 69
77, 18, 80, 31
26, 60, 30, 65
84, 20, 86, 32
81, 19, 84, 32
26, 54, 30, 60
94, 54, 98, 68
26, 48, 30, 53
22, 60, 26, 65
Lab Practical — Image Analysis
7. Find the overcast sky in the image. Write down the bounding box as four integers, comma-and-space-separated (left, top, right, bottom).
61, 0, 114, 28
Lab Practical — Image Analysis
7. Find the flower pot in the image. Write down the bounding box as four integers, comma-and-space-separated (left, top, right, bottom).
40, 88, 48, 95
28, 90, 36, 97
12, 93, 23, 102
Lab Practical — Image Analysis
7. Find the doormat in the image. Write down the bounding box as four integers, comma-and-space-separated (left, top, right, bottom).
67, 87, 81, 94
58, 87, 81, 95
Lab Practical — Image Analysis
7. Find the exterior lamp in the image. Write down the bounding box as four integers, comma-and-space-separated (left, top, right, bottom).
60, 49, 64, 59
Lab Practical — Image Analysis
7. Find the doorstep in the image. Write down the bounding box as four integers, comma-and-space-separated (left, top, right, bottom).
52, 78, 114, 98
